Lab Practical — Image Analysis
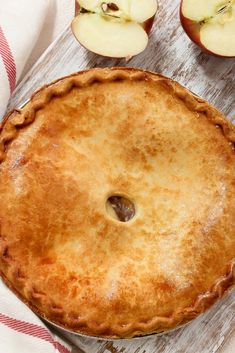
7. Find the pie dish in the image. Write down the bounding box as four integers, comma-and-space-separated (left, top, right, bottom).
0, 68, 234, 339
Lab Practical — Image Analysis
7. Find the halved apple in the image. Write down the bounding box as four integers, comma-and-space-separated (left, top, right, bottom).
72, 0, 158, 58
180, 0, 235, 57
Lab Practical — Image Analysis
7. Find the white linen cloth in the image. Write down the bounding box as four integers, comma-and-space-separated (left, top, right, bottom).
0, 0, 74, 119
0, 1, 74, 352
0, 281, 72, 353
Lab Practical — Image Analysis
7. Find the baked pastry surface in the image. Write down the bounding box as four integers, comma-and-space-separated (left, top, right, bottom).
0, 68, 234, 338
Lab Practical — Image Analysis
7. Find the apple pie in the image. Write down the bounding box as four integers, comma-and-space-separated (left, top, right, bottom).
0, 68, 234, 338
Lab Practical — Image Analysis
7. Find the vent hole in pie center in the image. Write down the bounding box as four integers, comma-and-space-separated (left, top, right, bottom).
106, 195, 135, 222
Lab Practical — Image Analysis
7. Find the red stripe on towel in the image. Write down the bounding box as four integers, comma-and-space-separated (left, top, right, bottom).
0, 313, 70, 353
0, 26, 16, 94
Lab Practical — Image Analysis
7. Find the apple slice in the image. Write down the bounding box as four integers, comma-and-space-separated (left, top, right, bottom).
180, 0, 235, 57
72, 0, 158, 58
72, 13, 148, 57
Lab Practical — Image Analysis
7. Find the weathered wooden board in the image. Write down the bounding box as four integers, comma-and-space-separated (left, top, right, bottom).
8, 1, 235, 352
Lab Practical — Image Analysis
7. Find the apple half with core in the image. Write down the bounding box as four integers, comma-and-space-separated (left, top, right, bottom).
180, 0, 235, 57
72, 0, 158, 58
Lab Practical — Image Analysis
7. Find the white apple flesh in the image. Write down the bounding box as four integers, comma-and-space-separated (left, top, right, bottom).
72, 0, 158, 58
181, 0, 235, 57
73, 13, 149, 57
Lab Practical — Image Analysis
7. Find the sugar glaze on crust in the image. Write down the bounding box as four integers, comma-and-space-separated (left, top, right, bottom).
0, 68, 234, 338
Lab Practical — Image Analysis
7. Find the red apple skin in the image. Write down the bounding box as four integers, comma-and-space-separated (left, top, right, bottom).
180, 0, 235, 58
143, 15, 155, 34
180, 1, 215, 56
75, 1, 80, 16
71, 3, 156, 58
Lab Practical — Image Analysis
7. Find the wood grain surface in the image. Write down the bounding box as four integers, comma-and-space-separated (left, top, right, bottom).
8, 1, 235, 352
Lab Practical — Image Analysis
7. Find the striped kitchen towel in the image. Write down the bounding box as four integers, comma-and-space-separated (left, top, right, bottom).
0, 0, 48, 118
0, 0, 74, 119
0, 280, 71, 353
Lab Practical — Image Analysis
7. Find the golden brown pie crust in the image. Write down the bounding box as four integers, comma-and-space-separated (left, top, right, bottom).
0, 68, 234, 338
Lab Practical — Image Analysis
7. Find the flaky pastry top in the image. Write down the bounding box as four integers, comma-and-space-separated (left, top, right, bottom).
0, 68, 234, 338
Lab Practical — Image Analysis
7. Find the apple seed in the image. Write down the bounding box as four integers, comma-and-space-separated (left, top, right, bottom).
107, 3, 119, 11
